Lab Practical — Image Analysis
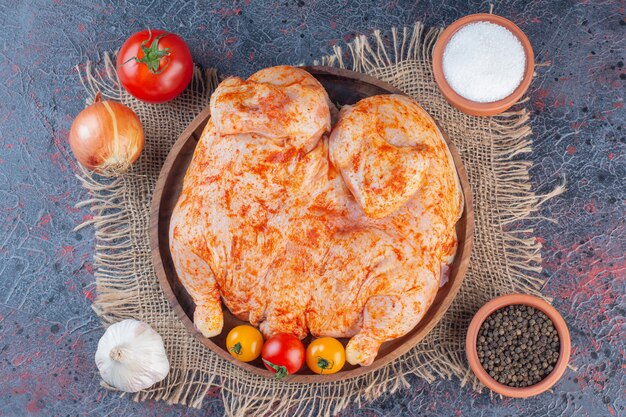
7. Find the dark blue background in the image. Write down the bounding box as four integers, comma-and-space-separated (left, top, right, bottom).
0, 1, 624, 416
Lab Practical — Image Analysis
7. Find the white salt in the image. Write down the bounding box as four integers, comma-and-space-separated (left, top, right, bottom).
442, 21, 526, 103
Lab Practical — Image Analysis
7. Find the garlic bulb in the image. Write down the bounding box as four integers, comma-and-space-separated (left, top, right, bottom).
95, 319, 170, 392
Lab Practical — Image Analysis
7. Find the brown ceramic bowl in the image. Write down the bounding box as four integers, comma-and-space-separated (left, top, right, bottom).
432, 14, 535, 116
466, 294, 571, 398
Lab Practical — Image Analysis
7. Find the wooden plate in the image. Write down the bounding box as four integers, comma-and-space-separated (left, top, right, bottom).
150, 66, 474, 382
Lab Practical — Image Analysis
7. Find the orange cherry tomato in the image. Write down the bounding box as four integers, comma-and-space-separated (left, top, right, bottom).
306, 337, 346, 374
226, 325, 264, 362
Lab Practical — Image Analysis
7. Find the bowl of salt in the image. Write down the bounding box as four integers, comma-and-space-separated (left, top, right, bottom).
432, 13, 535, 116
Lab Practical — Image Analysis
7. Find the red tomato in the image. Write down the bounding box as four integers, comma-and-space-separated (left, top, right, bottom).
261, 333, 305, 380
116, 29, 193, 103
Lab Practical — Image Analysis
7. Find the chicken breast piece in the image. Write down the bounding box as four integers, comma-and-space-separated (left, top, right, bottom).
210, 66, 332, 152
170, 66, 333, 337
324, 95, 462, 365
330, 95, 442, 218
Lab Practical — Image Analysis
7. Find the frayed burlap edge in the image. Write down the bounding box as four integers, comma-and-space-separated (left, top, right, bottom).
75, 22, 564, 416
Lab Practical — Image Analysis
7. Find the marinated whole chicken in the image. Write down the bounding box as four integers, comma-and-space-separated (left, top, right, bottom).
170, 66, 463, 366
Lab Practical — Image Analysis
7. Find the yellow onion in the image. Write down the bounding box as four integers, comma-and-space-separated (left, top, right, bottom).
69, 93, 144, 173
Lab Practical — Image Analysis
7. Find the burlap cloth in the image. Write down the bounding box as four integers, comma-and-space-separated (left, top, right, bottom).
76, 22, 563, 416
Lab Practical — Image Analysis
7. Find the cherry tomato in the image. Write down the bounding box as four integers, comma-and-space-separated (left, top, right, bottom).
226, 325, 264, 362
306, 337, 346, 374
262, 333, 305, 380
116, 29, 193, 103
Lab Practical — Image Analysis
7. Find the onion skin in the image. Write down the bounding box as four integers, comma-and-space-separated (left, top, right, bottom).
69, 94, 144, 173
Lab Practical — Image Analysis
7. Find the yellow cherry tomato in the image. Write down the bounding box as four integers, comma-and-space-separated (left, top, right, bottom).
226, 325, 264, 362
306, 337, 346, 374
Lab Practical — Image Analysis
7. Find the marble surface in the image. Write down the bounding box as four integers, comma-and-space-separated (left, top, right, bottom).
0, 1, 624, 416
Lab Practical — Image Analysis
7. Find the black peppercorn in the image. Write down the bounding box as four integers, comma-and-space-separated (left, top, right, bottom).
476, 304, 560, 388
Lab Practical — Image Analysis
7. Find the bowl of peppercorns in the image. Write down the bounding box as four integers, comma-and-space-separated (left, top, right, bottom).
466, 294, 571, 397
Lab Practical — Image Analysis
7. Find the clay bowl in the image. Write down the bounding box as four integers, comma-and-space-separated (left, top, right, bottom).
466, 294, 571, 397
432, 13, 535, 116
150, 66, 474, 382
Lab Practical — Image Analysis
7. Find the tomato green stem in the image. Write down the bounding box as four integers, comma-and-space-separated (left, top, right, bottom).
122, 30, 171, 74
263, 359, 289, 380
316, 356, 334, 374
230, 342, 242, 356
